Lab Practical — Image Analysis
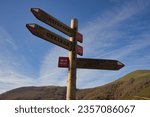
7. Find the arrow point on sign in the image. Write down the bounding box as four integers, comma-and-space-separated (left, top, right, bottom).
31, 8, 39, 12
117, 61, 123, 65
26, 24, 35, 28
26, 24, 35, 32
31, 8, 40, 16
117, 61, 125, 69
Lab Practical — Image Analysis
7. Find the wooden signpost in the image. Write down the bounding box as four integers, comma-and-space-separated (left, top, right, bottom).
58, 57, 124, 70
26, 23, 72, 51
26, 8, 124, 100
31, 8, 75, 37
76, 58, 124, 70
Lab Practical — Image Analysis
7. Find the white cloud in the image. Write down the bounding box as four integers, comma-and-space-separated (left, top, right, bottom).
39, 47, 68, 86
0, 27, 17, 50
0, 26, 36, 93
101, 34, 150, 59
0, 71, 36, 93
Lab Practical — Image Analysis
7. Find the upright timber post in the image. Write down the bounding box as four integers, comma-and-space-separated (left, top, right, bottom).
66, 19, 78, 100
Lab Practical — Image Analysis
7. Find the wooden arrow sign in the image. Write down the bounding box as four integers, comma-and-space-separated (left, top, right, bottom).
76, 58, 124, 70
26, 23, 72, 51
58, 57, 124, 70
31, 8, 75, 37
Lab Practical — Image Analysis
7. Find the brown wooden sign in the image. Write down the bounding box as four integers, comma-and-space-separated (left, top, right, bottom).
76, 58, 124, 70
26, 23, 72, 51
58, 57, 124, 70
31, 8, 75, 37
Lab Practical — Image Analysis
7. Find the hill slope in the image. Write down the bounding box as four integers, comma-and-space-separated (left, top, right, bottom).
77, 70, 150, 100
0, 70, 150, 100
0, 86, 66, 100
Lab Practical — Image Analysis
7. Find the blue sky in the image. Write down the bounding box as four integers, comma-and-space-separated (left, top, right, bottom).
0, 0, 150, 93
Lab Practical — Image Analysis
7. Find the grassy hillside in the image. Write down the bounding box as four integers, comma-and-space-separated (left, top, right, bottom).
0, 70, 150, 100
0, 86, 66, 100
77, 70, 150, 100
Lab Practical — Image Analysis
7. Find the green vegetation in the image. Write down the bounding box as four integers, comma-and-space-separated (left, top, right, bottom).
77, 70, 150, 100
118, 70, 150, 81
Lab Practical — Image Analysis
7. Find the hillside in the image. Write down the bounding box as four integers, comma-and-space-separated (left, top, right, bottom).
77, 70, 150, 100
0, 70, 150, 100
0, 86, 66, 100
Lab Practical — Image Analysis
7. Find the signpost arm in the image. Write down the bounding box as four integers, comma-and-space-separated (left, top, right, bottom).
66, 19, 78, 100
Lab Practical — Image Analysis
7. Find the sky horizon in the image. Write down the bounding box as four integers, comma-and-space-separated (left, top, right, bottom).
0, 0, 150, 93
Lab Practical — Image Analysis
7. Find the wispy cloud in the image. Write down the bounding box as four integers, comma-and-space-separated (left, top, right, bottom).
39, 47, 68, 86
0, 72, 36, 93
0, 26, 36, 93
81, 0, 150, 57
0, 27, 17, 50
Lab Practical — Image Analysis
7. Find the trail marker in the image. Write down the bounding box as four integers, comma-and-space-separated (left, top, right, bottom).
26, 23, 72, 51
76, 58, 124, 70
31, 8, 74, 37
58, 57, 124, 70
26, 8, 124, 100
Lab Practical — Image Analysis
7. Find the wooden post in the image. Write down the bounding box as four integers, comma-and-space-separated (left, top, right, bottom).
66, 19, 78, 100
